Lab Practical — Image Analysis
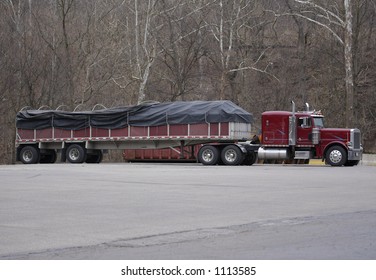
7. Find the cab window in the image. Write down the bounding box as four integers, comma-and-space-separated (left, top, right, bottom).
298, 117, 311, 128
313, 117, 324, 128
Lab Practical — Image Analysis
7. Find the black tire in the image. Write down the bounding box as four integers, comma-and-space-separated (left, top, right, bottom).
66, 144, 86, 163
40, 150, 57, 164
325, 145, 347, 166
198, 145, 220, 165
243, 151, 257, 165
221, 145, 245, 166
19, 146, 39, 164
85, 150, 103, 163
61, 148, 67, 162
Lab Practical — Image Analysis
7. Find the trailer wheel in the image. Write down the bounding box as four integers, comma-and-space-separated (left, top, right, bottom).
198, 145, 219, 165
221, 145, 245, 166
19, 146, 39, 164
66, 144, 86, 163
40, 150, 57, 164
326, 145, 347, 166
85, 150, 103, 163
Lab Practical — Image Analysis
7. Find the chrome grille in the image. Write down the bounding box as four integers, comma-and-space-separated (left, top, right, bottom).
352, 129, 361, 149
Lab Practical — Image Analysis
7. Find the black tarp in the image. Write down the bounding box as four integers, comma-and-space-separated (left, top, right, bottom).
16, 100, 253, 130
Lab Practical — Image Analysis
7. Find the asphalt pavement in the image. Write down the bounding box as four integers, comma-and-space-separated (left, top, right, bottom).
0, 163, 375, 259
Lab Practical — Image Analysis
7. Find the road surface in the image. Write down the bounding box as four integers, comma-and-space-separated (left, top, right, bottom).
0, 163, 375, 259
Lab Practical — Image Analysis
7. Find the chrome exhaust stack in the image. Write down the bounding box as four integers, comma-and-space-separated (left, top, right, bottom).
289, 101, 296, 146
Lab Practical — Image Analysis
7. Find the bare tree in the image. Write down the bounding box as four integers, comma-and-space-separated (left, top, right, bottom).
152, 0, 209, 101
104, 0, 159, 104
205, 0, 248, 100
204, 0, 278, 102
273, 0, 355, 127
1, 0, 376, 164
343, 0, 354, 127
133, 0, 158, 104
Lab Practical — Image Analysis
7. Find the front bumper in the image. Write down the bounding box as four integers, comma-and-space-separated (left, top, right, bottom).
348, 148, 363, 161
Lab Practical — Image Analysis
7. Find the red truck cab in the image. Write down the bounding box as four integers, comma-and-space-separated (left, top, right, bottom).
259, 103, 363, 166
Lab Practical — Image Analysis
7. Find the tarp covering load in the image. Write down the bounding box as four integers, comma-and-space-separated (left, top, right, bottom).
16, 100, 253, 130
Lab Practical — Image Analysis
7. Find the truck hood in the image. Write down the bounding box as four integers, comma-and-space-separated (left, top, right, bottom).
319, 128, 355, 143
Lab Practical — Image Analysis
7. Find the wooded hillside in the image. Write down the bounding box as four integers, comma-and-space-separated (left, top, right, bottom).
1, 0, 375, 164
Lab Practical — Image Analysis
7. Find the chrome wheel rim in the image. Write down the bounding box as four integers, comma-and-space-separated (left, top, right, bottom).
202, 149, 214, 162
22, 150, 33, 162
224, 148, 237, 163
329, 149, 342, 164
69, 148, 80, 161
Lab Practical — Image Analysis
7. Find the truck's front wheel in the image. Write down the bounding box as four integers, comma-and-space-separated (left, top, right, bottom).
326, 145, 347, 166
198, 145, 219, 165
66, 144, 86, 163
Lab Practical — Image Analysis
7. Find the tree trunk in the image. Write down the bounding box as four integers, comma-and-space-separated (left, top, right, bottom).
344, 0, 354, 128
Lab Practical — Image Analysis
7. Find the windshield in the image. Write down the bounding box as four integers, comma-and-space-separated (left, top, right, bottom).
313, 117, 324, 128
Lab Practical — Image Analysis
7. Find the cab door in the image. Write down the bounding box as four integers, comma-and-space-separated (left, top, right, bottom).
296, 117, 314, 146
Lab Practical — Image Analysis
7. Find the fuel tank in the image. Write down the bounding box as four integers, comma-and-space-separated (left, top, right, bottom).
257, 147, 289, 160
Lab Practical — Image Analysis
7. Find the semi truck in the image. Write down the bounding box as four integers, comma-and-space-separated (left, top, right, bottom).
15, 100, 363, 166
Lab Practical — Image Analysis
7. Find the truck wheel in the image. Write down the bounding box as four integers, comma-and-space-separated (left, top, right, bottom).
243, 151, 257, 165
198, 145, 219, 165
19, 146, 39, 164
326, 145, 347, 166
221, 145, 245, 165
66, 144, 86, 163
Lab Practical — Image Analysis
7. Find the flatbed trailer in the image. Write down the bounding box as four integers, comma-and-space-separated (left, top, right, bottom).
15, 101, 254, 164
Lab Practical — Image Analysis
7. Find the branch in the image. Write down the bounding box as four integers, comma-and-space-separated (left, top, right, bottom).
229, 61, 280, 82
291, 12, 344, 44
294, 0, 345, 26
267, 9, 344, 45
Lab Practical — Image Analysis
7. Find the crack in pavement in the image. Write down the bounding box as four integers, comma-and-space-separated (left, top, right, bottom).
2, 210, 375, 259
